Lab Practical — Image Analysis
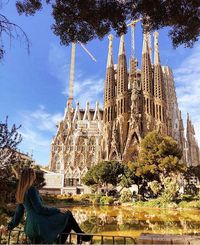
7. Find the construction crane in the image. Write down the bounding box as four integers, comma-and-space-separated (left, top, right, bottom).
127, 18, 142, 58
67, 42, 97, 107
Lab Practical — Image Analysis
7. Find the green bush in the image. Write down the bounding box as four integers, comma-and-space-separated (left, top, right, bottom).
181, 194, 195, 201
120, 190, 132, 203
140, 198, 168, 208
144, 198, 163, 207
65, 197, 74, 203
178, 201, 188, 208
178, 200, 200, 209
92, 195, 101, 205
133, 199, 200, 209
78, 194, 96, 204
166, 202, 178, 209
132, 200, 145, 207
132, 198, 178, 208
100, 196, 114, 205
149, 181, 162, 196
161, 177, 179, 202
42, 195, 57, 203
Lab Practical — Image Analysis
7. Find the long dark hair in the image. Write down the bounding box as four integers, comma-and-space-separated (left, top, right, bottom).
16, 168, 36, 203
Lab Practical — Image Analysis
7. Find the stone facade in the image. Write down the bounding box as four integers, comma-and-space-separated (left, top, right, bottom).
102, 30, 199, 166
102, 30, 172, 162
186, 113, 200, 166
49, 28, 200, 191
49, 101, 103, 191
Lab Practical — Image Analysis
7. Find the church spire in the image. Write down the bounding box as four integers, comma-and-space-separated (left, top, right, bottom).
141, 26, 153, 95
141, 25, 155, 134
187, 113, 191, 135
116, 33, 129, 156
116, 34, 128, 97
142, 30, 149, 54
186, 113, 200, 166
103, 34, 115, 123
153, 31, 166, 128
107, 34, 114, 68
153, 31, 165, 100
154, 31, 160, 65
148, 32, 152, 62
118, 34, 125, 56
187, 112, 190, 123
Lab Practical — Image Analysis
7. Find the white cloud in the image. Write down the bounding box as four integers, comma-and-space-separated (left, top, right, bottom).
174, 43, 200, 145
18, 106, 63, 165
20, 128, 50, 150
63, 76, 104, 108
30, 105, 63, 132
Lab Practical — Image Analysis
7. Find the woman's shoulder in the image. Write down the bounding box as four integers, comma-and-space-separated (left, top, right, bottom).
27, 185, 38, 195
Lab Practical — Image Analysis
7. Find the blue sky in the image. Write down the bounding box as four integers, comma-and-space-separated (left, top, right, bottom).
1, 2, 200, 166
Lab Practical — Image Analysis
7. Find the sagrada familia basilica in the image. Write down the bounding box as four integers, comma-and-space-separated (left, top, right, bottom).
49, 25, 200, 191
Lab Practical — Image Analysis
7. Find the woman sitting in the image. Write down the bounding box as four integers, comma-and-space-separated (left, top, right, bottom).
0, 167, 92, 244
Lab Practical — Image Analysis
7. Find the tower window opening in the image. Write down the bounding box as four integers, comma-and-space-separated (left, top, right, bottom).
159, 106, 162, 121
150, 100, 152, 115
147, 98, 149, 114
156, 104, 158, 119
153, 102, 155, 117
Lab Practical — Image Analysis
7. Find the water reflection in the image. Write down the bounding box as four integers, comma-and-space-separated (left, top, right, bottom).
69, 206, 200, 238
1, 206, 200, 240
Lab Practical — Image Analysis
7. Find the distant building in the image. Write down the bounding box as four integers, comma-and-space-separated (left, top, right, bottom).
40, 168, 63, 195
49, 27, 200, 193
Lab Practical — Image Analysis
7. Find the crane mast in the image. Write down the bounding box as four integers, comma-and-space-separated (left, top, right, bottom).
79, 42, 97, 62
127, 18, 142, 59
68, 42, 76, 107
130, 22, 136, 58
67, 42, 96, 107
127, 19, 142, 90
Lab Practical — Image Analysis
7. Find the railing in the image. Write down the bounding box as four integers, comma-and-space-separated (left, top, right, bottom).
0, 229, 136, 244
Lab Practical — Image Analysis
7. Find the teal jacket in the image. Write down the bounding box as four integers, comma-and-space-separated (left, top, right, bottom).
8, 186, 70, 243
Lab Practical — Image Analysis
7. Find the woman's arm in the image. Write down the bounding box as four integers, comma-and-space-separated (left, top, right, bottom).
7, 204, 25, 230
28, 186, 60, 215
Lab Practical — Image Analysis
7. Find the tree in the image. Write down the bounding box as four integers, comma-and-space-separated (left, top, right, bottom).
0, 1, 30, 59
149, 180, 162, 197
118, 162, 140, 192
0, 118, 45, 209
136, 131, 184, 177
0, 117, 22, 208
130, 131, 186, 198
82, 161, 125, 193
183, 165, 200, 195
0, 117, 22, 168
16, 0, 200, 48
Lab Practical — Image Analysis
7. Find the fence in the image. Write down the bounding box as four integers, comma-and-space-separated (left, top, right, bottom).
0, 229, 136, 244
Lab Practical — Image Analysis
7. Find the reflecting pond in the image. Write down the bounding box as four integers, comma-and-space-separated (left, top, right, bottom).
1, 205, 200, 241
68, 206, 200, 239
